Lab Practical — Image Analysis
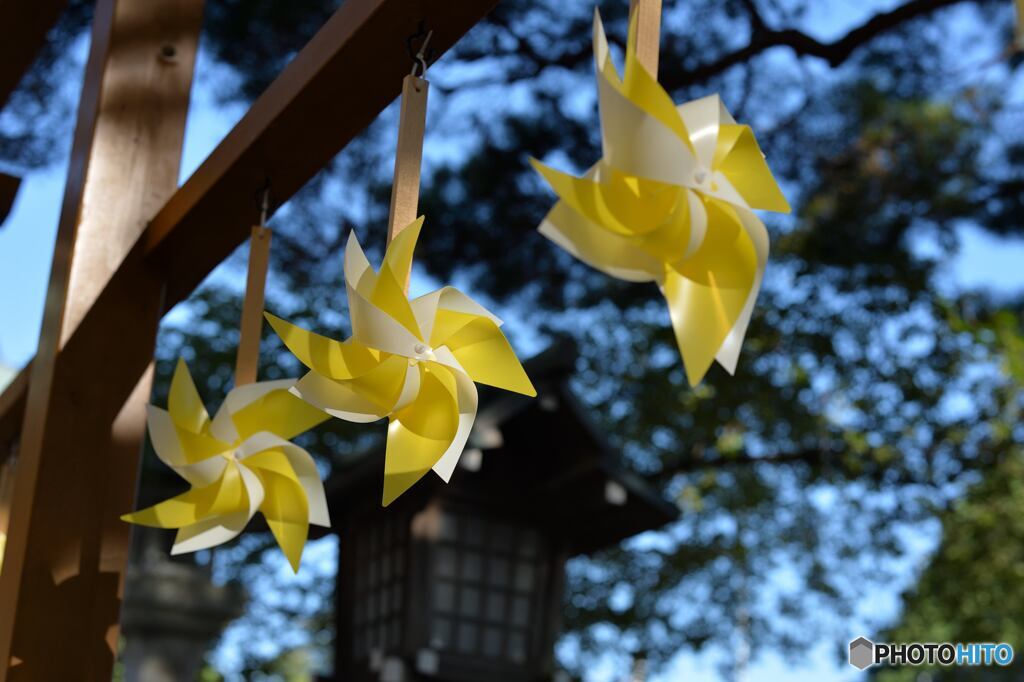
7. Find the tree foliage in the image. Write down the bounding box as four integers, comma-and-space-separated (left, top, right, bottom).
873, 311, 1024, 682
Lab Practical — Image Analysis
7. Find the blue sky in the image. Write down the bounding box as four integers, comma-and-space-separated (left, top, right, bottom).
1, 2, 1023, 680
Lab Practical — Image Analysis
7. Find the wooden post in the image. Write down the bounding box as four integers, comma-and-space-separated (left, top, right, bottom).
0, 0, 203, 678
0, 368, 29, 455
234, 225, 273, 387
0, 456, 14, 569
630, 0, 662, 78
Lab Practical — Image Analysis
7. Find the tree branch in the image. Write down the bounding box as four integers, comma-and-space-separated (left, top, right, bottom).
675, 447, 826, 473
664, 0, 994, 89
448, 0, 996, 95
737, 0, 769, 36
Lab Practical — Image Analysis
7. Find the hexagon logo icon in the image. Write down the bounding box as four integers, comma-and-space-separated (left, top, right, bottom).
849, 637, 875, 670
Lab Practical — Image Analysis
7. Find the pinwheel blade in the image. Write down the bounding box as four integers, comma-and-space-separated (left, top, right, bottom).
265, 312, 379, 380
713, 124, 790, 213
439, 316, 536, 397
121, 486, 210, 529
382, 367, 461, 506
168, 357, 210, 434
247, 451, 311, 572
231, 386, 330, 442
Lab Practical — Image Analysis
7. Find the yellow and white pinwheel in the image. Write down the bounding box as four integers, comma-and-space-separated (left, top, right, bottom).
531, 10, 790, 387
266, 218, 536, 507
122, 359, 330, 571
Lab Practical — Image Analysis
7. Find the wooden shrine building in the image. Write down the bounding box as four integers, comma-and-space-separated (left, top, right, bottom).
323, 342, 677, 682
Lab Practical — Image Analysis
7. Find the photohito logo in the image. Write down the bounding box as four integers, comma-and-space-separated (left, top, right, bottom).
848, 637, 1014, 670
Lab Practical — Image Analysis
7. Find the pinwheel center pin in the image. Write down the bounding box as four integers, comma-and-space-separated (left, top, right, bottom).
694, 169, 709, 186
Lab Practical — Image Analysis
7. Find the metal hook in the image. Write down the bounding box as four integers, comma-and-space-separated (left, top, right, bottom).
406, 24, 434, 78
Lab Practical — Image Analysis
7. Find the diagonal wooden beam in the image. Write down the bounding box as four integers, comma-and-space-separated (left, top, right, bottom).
146, 0, 500, 310
0, 365, 28, 459
0, 0, 69, 112
0, 173, 20, 226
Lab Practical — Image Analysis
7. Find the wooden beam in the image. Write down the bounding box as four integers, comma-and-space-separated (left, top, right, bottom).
0, 0, 203, 678
0, 173, 20, 226
145, 0, 500, 310
0, 0, 68, 112
0, 366, 29, 462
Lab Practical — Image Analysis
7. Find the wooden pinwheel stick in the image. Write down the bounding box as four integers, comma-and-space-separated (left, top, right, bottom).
235, 192, 273, 387
387, 73, 429, 255
386, 30, 431, 291
630, 0, 662, 77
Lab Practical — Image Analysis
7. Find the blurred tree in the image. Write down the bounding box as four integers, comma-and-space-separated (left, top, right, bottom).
2, 0, 1022, 679
873, 310, 1024, 682
0, 0, 90, 168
